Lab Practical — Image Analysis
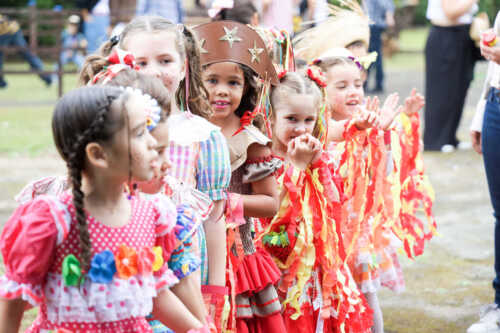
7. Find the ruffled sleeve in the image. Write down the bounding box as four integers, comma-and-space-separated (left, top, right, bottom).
243, 156, 283, 184
0, 196, 71, 306
151, 196, 202, 282
15, 175, 69, 204
196, 129, 231, 201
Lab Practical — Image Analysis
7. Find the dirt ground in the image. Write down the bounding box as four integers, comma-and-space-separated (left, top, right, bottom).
0, 61, 494, 332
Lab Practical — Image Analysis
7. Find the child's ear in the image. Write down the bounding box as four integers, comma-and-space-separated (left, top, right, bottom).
85, 142, 109, 169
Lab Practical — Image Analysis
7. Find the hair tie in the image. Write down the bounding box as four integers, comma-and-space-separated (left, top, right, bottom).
306, 66, 327, 88
277, 69, 287, 80
110, 34, 120, 47
90, 49, 139, 85
107, 48, 138, 70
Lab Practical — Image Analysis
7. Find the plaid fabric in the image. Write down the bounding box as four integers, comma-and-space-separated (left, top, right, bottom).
167, 143, 199, 188
197, 130, 231, 202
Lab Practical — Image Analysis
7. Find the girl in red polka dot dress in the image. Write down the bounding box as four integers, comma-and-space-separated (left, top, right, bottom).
0, 86, 208, 333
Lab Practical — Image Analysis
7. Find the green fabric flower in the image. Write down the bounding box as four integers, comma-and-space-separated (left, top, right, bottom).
62, 254, 81, 286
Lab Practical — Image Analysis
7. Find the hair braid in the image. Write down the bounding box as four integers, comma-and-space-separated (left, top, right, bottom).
54, 86, 125, 274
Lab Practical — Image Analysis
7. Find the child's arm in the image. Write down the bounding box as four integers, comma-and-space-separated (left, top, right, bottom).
242, 144, 280, 218
0, 298, 25, 333
170, 271, 207, 324
153, 288, 204, 333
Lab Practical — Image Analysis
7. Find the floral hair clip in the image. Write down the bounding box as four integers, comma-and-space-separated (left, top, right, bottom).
122, 86, 162, 132
110, 34, 120, 47
356, 52, 378, 70
108, 48, 139, 70
306, 66, 327, 88
90, 49, 139, 85
348, 56, 363, 71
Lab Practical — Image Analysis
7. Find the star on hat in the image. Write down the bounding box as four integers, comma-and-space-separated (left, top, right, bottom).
219, 26, 242, 48
248, 41, 264, 63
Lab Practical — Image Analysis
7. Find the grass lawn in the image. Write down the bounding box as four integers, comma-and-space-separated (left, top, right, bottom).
0, 106, 54, 155
0, 62, 80, 104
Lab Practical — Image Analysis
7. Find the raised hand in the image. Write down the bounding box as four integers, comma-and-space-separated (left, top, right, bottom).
287, 134, 322, 170
402, 88, 425, 116
354, 105, 380, 130
378, 92, 402, 130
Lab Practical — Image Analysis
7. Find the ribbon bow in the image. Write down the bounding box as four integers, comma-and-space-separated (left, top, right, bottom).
91, 48, 139, 85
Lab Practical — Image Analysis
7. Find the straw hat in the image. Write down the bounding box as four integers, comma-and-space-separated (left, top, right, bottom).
293, 0, 370, 63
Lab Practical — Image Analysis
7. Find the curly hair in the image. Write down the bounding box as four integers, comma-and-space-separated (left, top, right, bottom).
52, 86, 129, 272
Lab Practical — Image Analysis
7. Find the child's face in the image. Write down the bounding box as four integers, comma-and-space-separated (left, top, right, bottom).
202, 62, 245, 123
67, 23, 78, 35
106, 93, 159, 183
325, 63, 364, 121
124, 31, 185, 95
137, 120, 171, 194
272, 94, 317, 148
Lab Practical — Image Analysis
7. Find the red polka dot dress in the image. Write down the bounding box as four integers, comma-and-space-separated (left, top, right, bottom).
0, 193, 195, 332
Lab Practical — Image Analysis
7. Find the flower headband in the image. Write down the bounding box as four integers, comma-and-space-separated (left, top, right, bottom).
91, 48, 139, 85
122, 86, 161, 132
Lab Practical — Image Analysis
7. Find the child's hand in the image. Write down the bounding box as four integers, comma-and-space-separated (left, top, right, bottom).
378, 92, 402, 130
402, 88, 425, 116
287, 134, 321, 170
354, 106, 380, 130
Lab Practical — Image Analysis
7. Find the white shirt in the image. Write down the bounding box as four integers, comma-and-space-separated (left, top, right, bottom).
426, 0, 477, 25
471, 11, 500, 132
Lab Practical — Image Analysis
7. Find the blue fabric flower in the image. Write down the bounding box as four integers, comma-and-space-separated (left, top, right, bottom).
168, 240, 201, 280
175, 204, 197, 243
88, 249, 117, 284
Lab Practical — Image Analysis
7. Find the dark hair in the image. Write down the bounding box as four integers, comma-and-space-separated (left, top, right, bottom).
204, 62, 264, 131
79, 55, 171, 121
115, 15, 212, 119
213, 0, 257, 24
52, 86, 129, 272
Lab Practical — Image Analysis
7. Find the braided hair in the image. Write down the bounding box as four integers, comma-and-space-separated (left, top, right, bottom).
52, 86, 129, 272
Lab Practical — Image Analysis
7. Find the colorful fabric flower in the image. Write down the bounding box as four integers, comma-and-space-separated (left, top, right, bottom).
62, 254, 81, 286
152, 246, 164, 272
88, 250, 116, 284
175, 204, 196, 243
116, 244, 139, 279
137, 247, 155, 276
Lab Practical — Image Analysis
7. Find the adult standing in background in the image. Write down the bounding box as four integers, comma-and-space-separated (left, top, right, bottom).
76, 0, 110, 54
257, 0, 295, 34
363, 0, 395, 93
468, 11, 500, 333
424, 0, 479, 152
136, 0, 184, 24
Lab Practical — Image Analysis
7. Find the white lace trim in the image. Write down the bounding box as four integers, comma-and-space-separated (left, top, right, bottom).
167, 113, 220, 146
44, 272, 164, 324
